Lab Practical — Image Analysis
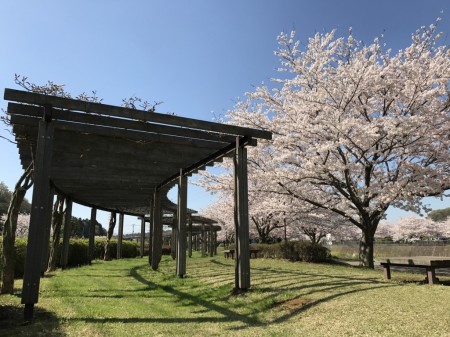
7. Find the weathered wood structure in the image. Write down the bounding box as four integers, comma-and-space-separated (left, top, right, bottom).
4, 88, 271, 320
160, 214, 221, 258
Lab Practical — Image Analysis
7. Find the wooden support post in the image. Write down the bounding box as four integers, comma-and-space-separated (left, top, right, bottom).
205, 229, 209, 255
171, 219, 177, 260
88, 208, 97, 264
140, 216, 145, 258
188, 217, 193, 258
21, 115, 54, 321
426, 267, 437, 285
41, 189, 54, 274
151, 190, 162, 270
383, 264, 391, 280
117, 213, 124, 259
176, 172, 187, 277
214, 231, 218, 255
201, 223, 206, 256
60, 198, 73, 269
209, 224, 214, 257
234, 138, 250, 290
148, 199, 153, 265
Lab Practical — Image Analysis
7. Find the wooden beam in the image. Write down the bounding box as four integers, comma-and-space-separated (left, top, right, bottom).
14, 125, 224, 159
171, 217, 177, 259
209, 221, 214, 257
50, 154, 190, 171
140, 216, 145, 258
10, 114, 228, 149
22, 118, 54, 321
52, 176, 164, 186
41, 189, 54, 274
148, 198, 153, 266
235, 140, 250, 290
88, 208, 97, 264
176, 172, 187, 277
48, 166, 174, 179
5, 88, 273, 140
14, 126, 223, 167
60, 197, 72, 269
151, 190, 162, 270
117, 213, 124, 259
188, 217, 193, 258
201, 223, 206, 257
8, 103, 241, 144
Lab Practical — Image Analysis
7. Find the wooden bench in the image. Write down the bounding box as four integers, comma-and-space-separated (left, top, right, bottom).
377, 256, 450, 284
223, 249, 259, 259
223, 249, 234, 259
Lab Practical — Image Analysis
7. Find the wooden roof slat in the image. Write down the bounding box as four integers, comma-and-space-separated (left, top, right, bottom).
9, 114, 229, 149
5, 88, 272, 140
8, 103, 243, 144
16, 144, 216, 170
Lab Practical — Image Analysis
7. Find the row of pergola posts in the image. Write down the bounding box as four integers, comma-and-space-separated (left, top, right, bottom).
146, 138, 250, 287
20, 116, 251, 319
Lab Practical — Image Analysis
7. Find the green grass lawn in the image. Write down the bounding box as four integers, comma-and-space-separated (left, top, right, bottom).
1, 253, 449, 337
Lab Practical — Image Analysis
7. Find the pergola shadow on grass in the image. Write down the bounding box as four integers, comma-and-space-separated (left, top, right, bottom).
0, 252, 404, 336
4, 88, 272, 320
2, 256, 450, 336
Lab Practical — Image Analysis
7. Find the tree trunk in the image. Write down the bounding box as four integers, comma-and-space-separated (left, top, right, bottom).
1, 164, 33, 294
359, 229, 375, 268
104, 212, 116, 261
47, 195, 65, 272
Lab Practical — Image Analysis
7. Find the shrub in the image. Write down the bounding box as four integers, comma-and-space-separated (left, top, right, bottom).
95, 238, 139, 260
121, 241, 139, 258
251, 243, 284, 259
0, 237, 139, 279
67, 239, 89, 267
13, 238, 28, 278
279, 241, 300, 261
295, 241, 331, 262
243, 242, 330, 262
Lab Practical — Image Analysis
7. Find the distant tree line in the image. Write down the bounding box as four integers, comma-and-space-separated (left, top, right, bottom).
69, 216, 107, 238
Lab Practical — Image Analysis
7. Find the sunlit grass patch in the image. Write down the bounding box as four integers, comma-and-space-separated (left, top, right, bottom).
1, 254, 449, 336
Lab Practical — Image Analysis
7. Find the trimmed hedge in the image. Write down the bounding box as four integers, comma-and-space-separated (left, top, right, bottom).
243, 242, 330, 262
0, 237, 28, 280
280, 241, 331, 262
0, 237, 139, 279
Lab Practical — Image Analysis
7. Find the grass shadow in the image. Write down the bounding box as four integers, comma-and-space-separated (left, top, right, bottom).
128, 265, 263, 328
0, 305, 63, 336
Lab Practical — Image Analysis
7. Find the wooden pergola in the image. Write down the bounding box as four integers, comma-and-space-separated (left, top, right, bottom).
4, 88, 271, 320
161, 214, 221, 258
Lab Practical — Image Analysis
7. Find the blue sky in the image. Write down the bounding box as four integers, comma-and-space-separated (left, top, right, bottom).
1, 0, 449, 233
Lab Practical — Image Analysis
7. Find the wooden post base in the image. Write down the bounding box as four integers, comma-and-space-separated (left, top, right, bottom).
24, 303, 34, 322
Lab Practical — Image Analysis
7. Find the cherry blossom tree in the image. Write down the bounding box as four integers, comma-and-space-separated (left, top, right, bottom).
199, 167, 354, 244
222, 21, 450, 268
0, 213, 30, 238
374, 220, 395, 241
200, 197, 234, 242
14, 213, 30, 238
392, 216, 449, 242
